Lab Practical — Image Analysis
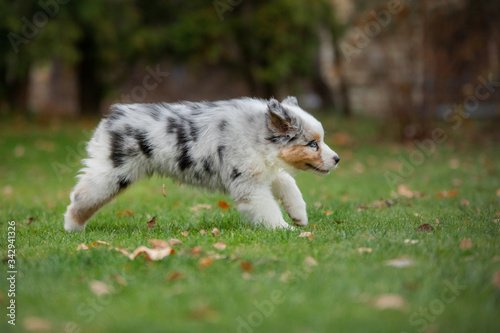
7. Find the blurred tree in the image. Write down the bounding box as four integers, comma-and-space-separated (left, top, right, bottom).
1, 0, 342, 114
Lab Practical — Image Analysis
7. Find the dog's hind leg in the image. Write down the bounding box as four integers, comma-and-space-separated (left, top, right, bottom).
64, 165, 131, 232
271, 171, 308, 226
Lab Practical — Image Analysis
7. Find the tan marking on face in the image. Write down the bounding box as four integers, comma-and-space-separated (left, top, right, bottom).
278, 134, 325, 171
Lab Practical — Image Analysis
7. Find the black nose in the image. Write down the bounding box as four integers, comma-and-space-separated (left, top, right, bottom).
334, 156, 340, 164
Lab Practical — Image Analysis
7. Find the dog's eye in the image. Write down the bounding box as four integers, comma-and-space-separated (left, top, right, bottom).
307, 140, 318, 150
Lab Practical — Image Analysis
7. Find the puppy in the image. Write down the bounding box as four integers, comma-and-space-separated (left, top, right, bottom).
64, 97, 339, 231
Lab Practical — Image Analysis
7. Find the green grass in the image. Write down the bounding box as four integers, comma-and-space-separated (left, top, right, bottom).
0, 115, 499, 333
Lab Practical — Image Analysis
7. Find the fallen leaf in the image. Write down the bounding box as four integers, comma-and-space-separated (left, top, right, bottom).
167, 271, 185, 281
210, 253, 228, 260
414, 213, 421, 217
114, 247, 131, 257
241, 261, 253, 272
90, 280, 112, 296
148, 239, 170, 249
28, 217, 34, 225
181, 231, 189, 237
146, 216, 156, 228
190, 204, 212, 212
497, 189, 500, 197
459, 238, 472, 250
308, 233, 314, 241
169, 238, 183, 245
23, 317, 52, 331
385, 258, 414, 268
130, 245, 174, 261
198, 257, 214, 269
242, 272, 252, 280
373, 294, 406, 310
358, 199, 394, 211
218, 200, 231, 210
416, 223, 434, 232
436, 190, 459, 198
460, 199, 470, 206
211, 228, 221, 237
435, 219, 440, 224
213, 242, 226, 250
298, 232, 312, 238
358, 247, 372, 253
495, 211, 500, 216
494, 219, 499, 223
492, 271, 500, 289
77, 243, 89, 250
116, 209, 135, 217
324, 210, 333, 216
112, 273, 128, 287
162, 184, 166, 197
280, 271, 293, 282
190, 246, 202, 255
398, 185, 414, 198
200, 229, 208, 235
305, 256, 318, 267
404, 239, 419, 244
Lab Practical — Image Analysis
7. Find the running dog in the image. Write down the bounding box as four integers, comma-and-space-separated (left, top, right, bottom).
64, 97, 340, 231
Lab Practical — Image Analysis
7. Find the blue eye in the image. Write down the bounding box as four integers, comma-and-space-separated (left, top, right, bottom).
307, 140, 318, 150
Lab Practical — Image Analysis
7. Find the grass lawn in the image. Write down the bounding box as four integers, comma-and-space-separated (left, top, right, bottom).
0, 114, 499, 333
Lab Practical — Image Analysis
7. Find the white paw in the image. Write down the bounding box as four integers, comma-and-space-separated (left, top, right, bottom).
64, 211, 86, 232
289, 209, 308, 226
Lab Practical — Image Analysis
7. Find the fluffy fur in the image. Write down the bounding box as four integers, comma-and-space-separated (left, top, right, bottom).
64, 97, 340, 231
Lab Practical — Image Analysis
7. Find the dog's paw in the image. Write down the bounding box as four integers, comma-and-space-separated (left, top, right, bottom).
64, 211, 86, 232
290, 211, 308, 226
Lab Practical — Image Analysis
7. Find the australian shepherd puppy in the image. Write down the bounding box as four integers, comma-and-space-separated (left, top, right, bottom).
64, 97, 340, 231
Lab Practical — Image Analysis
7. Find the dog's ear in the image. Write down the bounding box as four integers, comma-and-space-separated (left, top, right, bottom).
282, 96, 298, 106
267, 98, 296, 137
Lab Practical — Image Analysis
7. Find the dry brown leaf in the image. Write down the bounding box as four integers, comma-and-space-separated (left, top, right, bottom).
358, 199, 394, 211
358, 247, 372, 253
200, 229, 208, 235
308, 233, 315, 241
116, 209, 135, 217
130, 245, 174, 261
436, 190, 459, 198
459, 238, 472, 250
113, 273, 128, 287
148, 239, 170, 249
416, 223, 434, 232
298, 232, 312, 238
23, 317, 52, 331
190, 246, 202, 255
162, 184, 166, 197
211, 228, 221, 237
190, 204, 212, 212
497, 189, 500, 197
414, 213, 421, 217
90, 280, 112, 296
169, 238, 183, 245
435, 218, 440, 224
181, 231, 189, 237
404, 239, 419, 244
324, 210, 333, 216
241, 261, 253, 272
213, 242, 226, 250
147, 216, 157, 228
218, 200, 231, 210
373, 294, 406, 310
114, 247, 131, 257
198, 257, 214, 269
77, 243, 89, 250
492, 271, 500, 289
305, 256, 318, 267
28, 217, 34, 225
398, 185, 414, 198
460, 199, 470, 206
167, 271, 185, 281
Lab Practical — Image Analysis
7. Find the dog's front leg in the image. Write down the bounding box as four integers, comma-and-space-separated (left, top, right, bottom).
272, 171, 308, 226
234, 186, 293, 230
